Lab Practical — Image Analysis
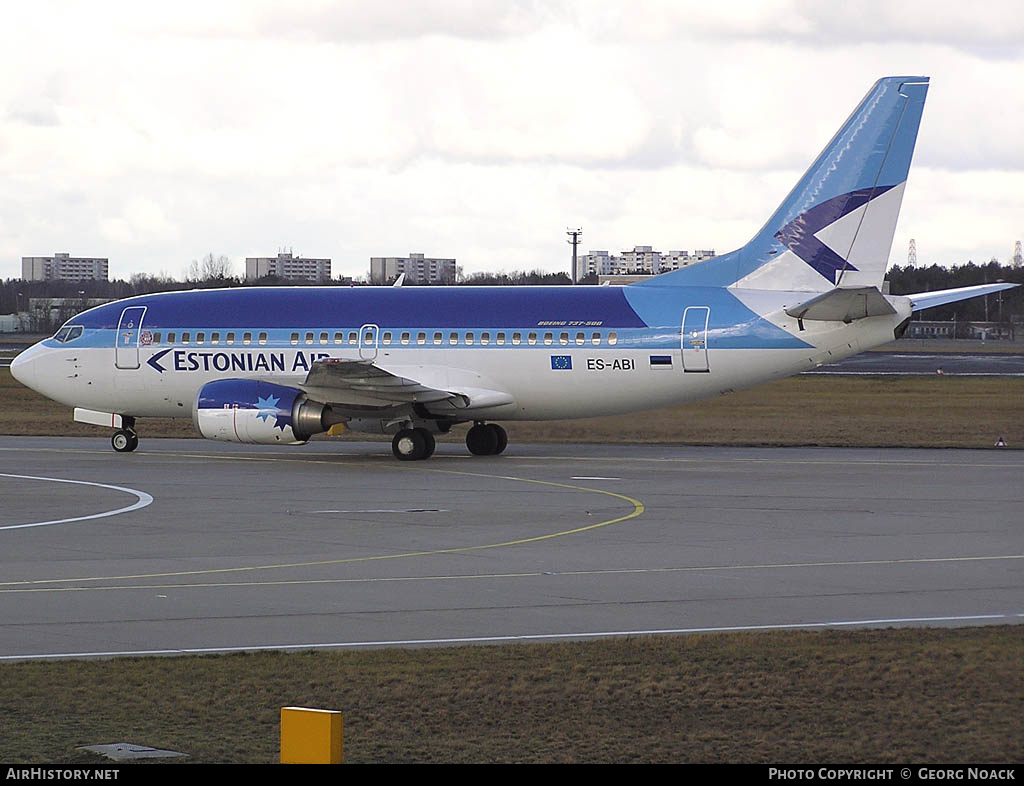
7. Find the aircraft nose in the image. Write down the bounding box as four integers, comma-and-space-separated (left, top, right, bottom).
9, 344, 40, 390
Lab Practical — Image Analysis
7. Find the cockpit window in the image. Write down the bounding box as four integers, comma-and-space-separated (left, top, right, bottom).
53, 326, 83, 343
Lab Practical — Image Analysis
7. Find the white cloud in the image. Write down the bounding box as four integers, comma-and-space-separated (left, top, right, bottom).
1, 1, 1022, 280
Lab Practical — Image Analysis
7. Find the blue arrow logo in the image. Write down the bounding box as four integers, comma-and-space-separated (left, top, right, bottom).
147, 348, 172, 373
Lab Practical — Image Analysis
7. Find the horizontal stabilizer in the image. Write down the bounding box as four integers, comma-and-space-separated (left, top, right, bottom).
785, 287, 896, 322
907, 283, 1018, 312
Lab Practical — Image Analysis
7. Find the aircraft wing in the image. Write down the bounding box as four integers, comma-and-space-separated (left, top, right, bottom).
301, 358, 514, 412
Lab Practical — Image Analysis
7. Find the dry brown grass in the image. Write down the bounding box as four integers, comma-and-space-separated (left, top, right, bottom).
3, 368, 1021, 449
1, 627, 1020, 763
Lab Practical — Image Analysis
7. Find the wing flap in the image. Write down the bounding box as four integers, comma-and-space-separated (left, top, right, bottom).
302, 358, 513, 412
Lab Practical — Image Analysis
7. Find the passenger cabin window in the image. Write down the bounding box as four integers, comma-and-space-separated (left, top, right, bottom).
151, 332, 161, 345
591, 332, 600, 345
433, 332, 442, 345
496, 332, 506, 345
575, 332, 585, 345
511, 332, 521, 346
348, 332, 357, 345
226, 332, 235, 344
465, 332, 474, 345
333, 332, 343, 344
481, 332, 490, 345
258, 332, 267, 345
305, 332, 314, 345
196, 332, 205, 344
319, 332, 328, 345
290, 333, 299, 345
560, 332, 569, 345
417, 332, 426, 345
543, 332, 553, 345
167, 332, 176, 344
181, 332, 190, 344
527, 332, 537, 345
243, 332, 252, 345
211, 332, 220, 344
382, 332, 392, 345
449, 332, 458, 345
608, 332, 618, 346
401, 332, 410, 345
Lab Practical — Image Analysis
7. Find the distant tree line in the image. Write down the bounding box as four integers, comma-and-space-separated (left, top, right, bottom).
3, 258, 1022, 334
459, 269, 572, 286
887, 261, 1024, 324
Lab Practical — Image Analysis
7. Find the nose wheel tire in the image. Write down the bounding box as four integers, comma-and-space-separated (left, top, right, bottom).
111, 429, 139, 453
392, 428, 435, 461
466, 423, 507, 456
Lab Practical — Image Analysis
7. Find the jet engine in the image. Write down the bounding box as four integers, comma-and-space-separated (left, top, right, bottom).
193, 379, 342, 445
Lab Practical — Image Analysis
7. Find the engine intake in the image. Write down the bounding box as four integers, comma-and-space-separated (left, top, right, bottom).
193, 379, 341, 445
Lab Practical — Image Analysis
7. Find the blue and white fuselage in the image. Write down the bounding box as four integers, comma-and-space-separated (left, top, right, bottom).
13, 283, 904, 420
11, 76, 1016, 460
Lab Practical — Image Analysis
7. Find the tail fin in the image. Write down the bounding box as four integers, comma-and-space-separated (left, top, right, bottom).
637, 76, 929, 292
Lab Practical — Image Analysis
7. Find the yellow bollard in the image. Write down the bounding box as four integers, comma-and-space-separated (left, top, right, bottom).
280, 707, 343, 764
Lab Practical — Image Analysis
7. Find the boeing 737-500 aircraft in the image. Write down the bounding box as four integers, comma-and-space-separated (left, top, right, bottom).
11, 76, 1017, 460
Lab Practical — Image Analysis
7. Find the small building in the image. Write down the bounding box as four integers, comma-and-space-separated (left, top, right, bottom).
0, 313, 28, 332
245, 252, 331, 282
22, 253, 108, 282
370, 253, 456, 285
904, 320, 955, 339
966, 322, 1014, 341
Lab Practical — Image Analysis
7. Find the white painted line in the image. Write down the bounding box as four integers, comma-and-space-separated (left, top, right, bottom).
1, 613, 1016, 660
0, 473, 153, 531
571, 476, 621, 481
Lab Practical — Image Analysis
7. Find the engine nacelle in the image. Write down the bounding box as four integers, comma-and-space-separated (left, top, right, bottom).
193, 379, 338, 445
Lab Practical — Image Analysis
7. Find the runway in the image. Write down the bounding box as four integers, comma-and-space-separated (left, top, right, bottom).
0, 437, 1021, 659
806, 351, 1024, 376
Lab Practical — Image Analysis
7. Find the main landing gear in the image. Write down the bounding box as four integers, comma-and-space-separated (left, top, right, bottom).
111, 428, 139, 453
391, 422, 508, 460
466, 422, 507, 456
391, 427, 437, 461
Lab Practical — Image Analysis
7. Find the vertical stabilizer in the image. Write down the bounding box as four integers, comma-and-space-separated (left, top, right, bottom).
637, 76, 929, 292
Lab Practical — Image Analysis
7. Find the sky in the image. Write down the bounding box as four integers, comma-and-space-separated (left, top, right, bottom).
1, 0, 1022, 282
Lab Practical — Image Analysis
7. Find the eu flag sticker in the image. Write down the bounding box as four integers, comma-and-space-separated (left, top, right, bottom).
550, 355, 572, 370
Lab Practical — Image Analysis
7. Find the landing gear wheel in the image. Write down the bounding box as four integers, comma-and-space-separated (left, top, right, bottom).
417, 428, 436, 459
111, 429, 138, 453
487, 424, 508, 455
466, 423, 499, 456
392, 428, 428, 461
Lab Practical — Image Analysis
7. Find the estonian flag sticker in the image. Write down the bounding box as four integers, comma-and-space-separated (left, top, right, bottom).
550, 355, 572, 370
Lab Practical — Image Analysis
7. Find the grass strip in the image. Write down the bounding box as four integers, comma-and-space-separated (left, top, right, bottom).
1, 627, 1020, 763
2, 369, 1021, 449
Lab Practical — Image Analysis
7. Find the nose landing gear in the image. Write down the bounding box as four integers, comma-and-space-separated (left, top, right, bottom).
111, 428, 139, 453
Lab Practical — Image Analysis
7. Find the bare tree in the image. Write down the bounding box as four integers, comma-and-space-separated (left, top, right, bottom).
187, 253, 233, 281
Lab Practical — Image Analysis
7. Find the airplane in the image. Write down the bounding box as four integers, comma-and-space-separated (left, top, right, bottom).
11, 75, 1017, 461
